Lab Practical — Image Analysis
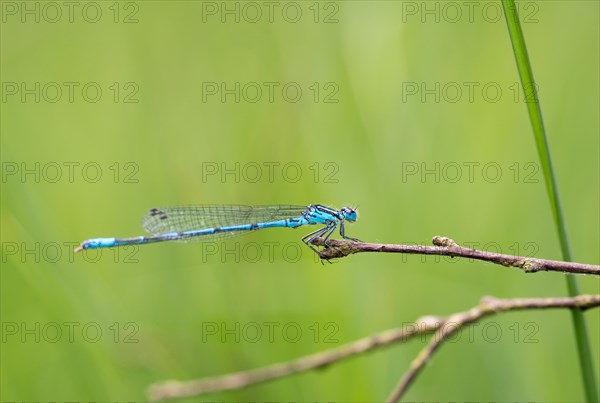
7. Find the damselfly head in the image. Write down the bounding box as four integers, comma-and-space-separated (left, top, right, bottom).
341, 207, 358, 222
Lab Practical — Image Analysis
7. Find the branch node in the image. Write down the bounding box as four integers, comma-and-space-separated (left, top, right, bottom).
480, 295, 503, 311
313, 239, 359, 260
432, 236, 457, 248
519, 258, 544, 273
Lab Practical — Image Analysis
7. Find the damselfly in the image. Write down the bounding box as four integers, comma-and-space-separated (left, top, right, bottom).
75, 204, 359, 254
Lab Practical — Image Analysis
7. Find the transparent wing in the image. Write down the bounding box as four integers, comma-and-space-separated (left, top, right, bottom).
142, 204, 308, 236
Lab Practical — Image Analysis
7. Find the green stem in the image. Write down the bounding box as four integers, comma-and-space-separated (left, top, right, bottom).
501, 1, 597, 401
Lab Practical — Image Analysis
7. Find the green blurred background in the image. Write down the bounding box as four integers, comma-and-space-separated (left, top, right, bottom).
2, 1, 599, 401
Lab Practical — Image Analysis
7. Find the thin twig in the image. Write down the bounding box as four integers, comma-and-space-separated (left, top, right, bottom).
147, 316, 443, 400
147, 295, 600, 401
387, 294, 600, 402
312, 236, 600, 275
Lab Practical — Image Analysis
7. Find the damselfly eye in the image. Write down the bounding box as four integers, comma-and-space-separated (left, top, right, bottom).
342, 207, 358, 222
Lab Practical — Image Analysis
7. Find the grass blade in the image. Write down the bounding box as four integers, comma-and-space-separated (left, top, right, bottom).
501, 1, 598, 401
